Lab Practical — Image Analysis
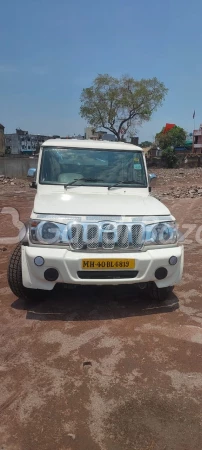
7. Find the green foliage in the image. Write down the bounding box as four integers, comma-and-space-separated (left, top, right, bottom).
156, 126, 186, 150
162, 147, 178, 168
140, 140, 153, 148
80, 74, 168, 141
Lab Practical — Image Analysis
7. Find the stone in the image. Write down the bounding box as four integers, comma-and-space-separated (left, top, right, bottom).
68, 433, 76, 440
83, 361, 92, 368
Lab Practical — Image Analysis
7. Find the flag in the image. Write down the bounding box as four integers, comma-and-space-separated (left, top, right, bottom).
193, 110, 195, 119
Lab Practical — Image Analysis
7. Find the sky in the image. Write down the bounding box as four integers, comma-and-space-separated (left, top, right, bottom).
1, 0, 202, 142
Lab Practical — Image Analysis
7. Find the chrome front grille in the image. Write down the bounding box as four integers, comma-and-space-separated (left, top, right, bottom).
131, 224, 143, 248
117, 224, 129, 248
68, 221, 144, 252
70, 224, 84, 250
87, 224, 99, 249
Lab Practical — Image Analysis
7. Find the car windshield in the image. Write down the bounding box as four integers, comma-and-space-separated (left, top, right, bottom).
40, 146, 147, 187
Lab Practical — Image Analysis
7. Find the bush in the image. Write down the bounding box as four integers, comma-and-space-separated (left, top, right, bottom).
161, 147, 178, 168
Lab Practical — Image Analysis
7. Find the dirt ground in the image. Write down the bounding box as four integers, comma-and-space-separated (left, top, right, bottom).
0, 170, 202, 450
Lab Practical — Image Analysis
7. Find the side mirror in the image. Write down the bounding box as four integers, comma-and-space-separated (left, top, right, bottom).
149, 173, 157, 183
27, 168, 36, 178
149, 173, 157, 192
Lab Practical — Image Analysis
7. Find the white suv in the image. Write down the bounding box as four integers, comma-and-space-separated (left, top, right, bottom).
8, 139, 184, 302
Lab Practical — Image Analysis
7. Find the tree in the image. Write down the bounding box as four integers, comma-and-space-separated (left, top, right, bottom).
140, 140, 153, 148
156, 125, 186, 150
80, 74, 168, 141
162, 147, 178, 168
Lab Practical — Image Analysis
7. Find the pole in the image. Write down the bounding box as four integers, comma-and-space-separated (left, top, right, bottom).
192, 112, 195, 153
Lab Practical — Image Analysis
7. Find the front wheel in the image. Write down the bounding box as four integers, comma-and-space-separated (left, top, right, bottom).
149, 283, 174, 302
7, 244, 44, 302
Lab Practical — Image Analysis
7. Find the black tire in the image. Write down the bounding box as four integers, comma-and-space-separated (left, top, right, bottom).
7, 244, 43, 302
149, 282, 174, 302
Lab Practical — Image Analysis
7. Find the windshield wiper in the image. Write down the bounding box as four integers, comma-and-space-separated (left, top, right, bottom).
108, 180, 145, 190
64, 178, 103, 188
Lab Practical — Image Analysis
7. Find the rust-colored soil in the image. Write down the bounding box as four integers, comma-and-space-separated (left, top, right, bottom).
0, 172, 202, 450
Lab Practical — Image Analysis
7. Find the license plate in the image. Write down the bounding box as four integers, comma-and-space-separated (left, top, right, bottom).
82, 259, 135, 270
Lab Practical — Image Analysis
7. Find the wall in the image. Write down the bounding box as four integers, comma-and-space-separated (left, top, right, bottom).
0, 129, 5, 155
147, 154, 202, 168
0, 156, 38, 178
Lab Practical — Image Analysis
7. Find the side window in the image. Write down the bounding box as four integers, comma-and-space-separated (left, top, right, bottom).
41, 150, 61, 182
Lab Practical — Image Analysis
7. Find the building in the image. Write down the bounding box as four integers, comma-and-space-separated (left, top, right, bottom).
5, 129, 51, 155
163, 123, 175, 134
185, 132, 193, 148
141, 146, 152, 157
174, 133, 193, 155
131, 137, 139, 146
84, 127, 98, 140
5, 133, 19, 154
148, 146, 162, 158
65, 134, 84, 140
193, 125, 202, 154
84, 127, 116, 141
0, 124, 5, 155
84, 127, 102, 140
5, 129, 26, 154
20, 132, 51, 154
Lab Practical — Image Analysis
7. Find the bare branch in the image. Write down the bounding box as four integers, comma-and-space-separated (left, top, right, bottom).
96, 105, 119, 138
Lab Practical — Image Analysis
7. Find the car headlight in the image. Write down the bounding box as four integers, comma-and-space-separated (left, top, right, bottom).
144, 221, 178, 246
29, 220, 66, 245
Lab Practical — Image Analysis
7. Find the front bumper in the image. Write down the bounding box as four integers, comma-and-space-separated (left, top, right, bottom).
21, 245, 184, 290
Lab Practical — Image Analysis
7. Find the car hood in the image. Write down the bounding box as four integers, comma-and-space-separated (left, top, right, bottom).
33, 190, 170, 217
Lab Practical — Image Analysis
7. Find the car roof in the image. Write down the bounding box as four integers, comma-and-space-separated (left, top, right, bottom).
42, 138, 143, 152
